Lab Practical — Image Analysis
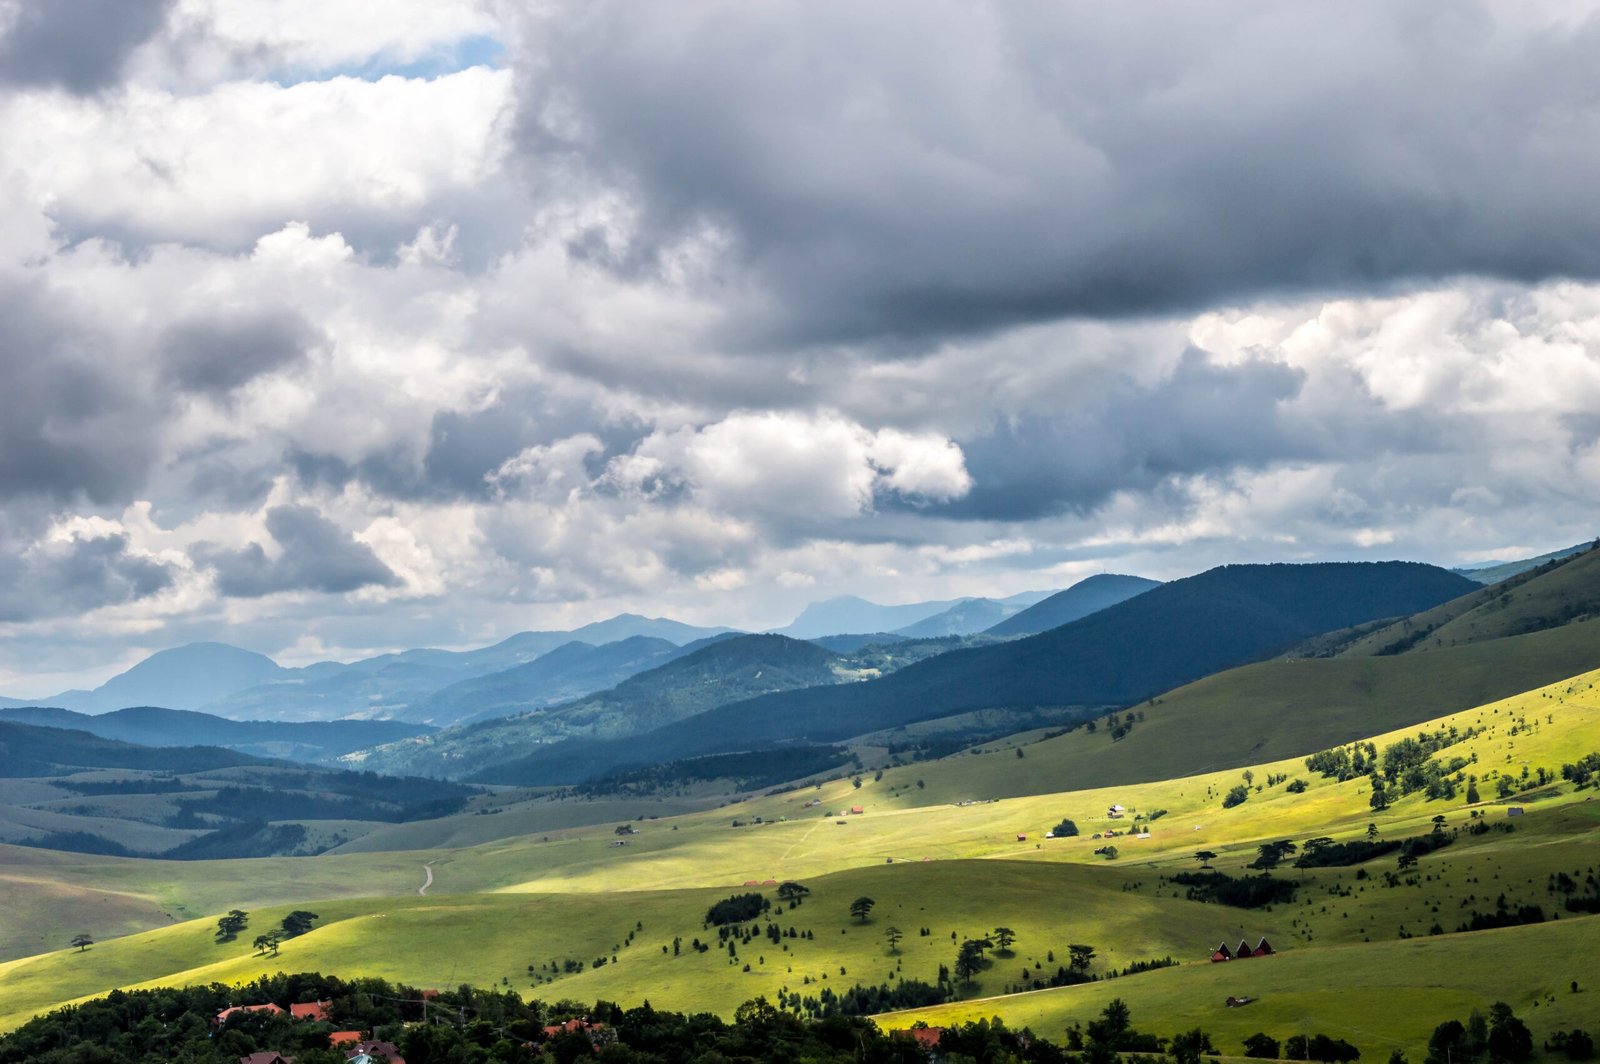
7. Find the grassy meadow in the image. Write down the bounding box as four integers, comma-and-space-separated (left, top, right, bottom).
1, 665, 1597, 1056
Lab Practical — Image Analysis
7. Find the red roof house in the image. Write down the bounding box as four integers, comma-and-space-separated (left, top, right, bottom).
239, 1054, 295, 1064
290, 1000, 331, 1023
850, 805, 865, 815
1209, 942, 1232, 963
1252, 937, 1275, 956
1236, 939, 1254, 958
216, 1003, 287, 1026
330, 1031, 364, 1047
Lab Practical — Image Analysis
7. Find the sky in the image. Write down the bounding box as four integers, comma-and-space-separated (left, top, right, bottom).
2, 0, 1600, 695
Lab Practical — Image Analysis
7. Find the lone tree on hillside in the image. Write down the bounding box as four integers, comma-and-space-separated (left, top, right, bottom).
1067, 943, 1096, 975
993, 927, 1017, 954
777, 881, 810, 903
70, 933, 93, 953
885, 926, 903, 953
1194, 850, 1218, 869
215, 910, 249, 943
279, 911, 319, 939
253, 932, 280, 957
849, 896, 876, 923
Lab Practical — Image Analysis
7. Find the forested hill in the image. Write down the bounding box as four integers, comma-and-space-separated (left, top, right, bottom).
0, 722, 267, 777
474, 561, 1476, 784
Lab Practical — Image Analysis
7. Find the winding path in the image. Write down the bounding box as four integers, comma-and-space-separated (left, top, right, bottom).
418, 861, 435, 896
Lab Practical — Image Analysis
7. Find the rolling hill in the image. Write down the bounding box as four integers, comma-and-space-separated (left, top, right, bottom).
34, 643, 285, 714
477, 561, 1476, 785
0, 706, 428, 764
984, 572, 1161, 636
356, 634, 846, 778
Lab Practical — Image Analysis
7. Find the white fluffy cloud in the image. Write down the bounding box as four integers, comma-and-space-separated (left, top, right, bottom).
3, 0, 1600, 691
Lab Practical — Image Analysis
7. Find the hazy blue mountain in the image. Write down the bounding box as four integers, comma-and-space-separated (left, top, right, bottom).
201, 615, 738, 722
893, 598, 1017, 638
43, 643, 286, 714
397, 635, 705, 726
476, 561, 1477, 786
985, 574, 1162, 636
1452, 541, 1594, 585
0, 705, 428, 764
360, 634, 841, 778
777, 590, 1051, 640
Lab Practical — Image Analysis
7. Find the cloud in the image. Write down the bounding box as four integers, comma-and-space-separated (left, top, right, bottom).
0, 516, 177, 623
0, 0, 173, 94
158, 306, 317, 393
509, 2, 1600, 345
192, 503, 401, 597
0, 278, 162, 504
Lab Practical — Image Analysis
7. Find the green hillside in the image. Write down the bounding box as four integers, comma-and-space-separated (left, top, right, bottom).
480, 562, 1477, 785
2, 665, 1595, 1046
363, 635, 843, 779
984, 573, 1160, 636
1324, 541, 1600, 657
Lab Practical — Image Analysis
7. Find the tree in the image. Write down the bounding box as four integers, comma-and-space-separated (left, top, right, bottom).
279, 910, 319, 939
885, 926, 903, 953
1222, 785, 1250, 808
1370, 781, 1390, 811
1427, 1020, 1467, 1064
1171, 1028, 1214, 1064
849, 896, 875, 923
1397, 853, 1419, 873
992, 927, 1016, 954
1487, 1002, 1534, 1063
1251, 840, 1297, 871
954, 939, 987, 984
1067, 943, 1096, 974
776, 881, 810, 902
1050, 817, 1079, 837
1085, 998, 1131, 1048
1194, 850, 1218, 869
215, 910, 249, 943
1466, 779, 1481, 804
252, 932, 280, 956
1244, 1033, 1282, 1059
70, 933, 93, 953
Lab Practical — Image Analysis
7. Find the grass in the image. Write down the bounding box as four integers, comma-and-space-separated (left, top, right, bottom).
2, 667, 1599, 1054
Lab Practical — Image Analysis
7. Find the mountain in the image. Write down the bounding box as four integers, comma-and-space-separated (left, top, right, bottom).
1307, 540, 1600, 658
39, 643, 285, 714
0, 706, 429, 764
984, 573, 1162, 637
397, 635, 704, 726
808, 633, 907, 653
891, 599, 1015, 638
200, 615, 738, 722
776, 596, 965, 638
1451, 540, 1594, 585
356, 634, 842, 778
0, 721, 267, 778
475, 561, 1476, 785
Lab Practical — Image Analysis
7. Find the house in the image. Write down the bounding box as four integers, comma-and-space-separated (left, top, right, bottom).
543, 1017, 607, 1039
344, 1040, 406, 1064
1252, 937, 1275, 956
216, 1003, 287, 1026
1016, 833, 1027, 842
330, 1032, 365, 1048
1508, 807, 1525, 817
290, 1000, 331, 1023
850, 805, 864, 815
240, 1054, 295, 1064
762, 879, 778, 886
743, 880, 760, 886
1225, 996, 1255, 1008
891, 1026, 946, 1061
1236, 939, 1254, 958
1209, 942, 1232, 963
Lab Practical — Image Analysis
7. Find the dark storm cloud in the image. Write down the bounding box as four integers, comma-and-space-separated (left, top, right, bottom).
0, 280, 159, 505
158, 308, 316, 394
932, 351, 1312, 520
514, 2, 1600, 345
192, 504, 400, 598
0, 525, 175, 623
287, 386, 646, 501
0, 0, 174, 94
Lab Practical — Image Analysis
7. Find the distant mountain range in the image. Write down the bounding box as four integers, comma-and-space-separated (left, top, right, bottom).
0, 706, 428, 764
1, 615, 738, 725
1451, 540, 1595, 585
984, 573, 1161, 636
775, 589, 1054, 639
471, 560, 1477, 785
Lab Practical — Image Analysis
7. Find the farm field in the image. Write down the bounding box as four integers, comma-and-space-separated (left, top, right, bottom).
1, 667, 1597, 1056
